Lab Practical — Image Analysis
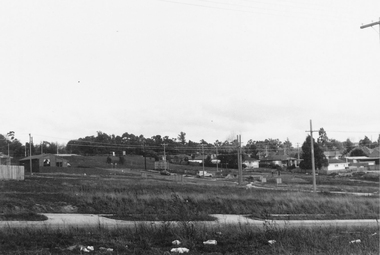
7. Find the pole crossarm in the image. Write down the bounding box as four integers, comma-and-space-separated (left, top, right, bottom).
360, 20, 380, 29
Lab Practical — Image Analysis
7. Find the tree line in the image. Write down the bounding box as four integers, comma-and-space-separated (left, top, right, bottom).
1, 129, 379, 170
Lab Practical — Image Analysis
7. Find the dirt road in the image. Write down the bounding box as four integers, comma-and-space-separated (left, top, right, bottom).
0, 214, 378, 230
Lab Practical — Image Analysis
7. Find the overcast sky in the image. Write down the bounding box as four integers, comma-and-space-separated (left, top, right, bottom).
1, 0, 379, 146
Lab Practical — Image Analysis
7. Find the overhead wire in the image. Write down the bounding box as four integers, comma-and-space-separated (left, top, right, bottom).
157, 0, 351, 21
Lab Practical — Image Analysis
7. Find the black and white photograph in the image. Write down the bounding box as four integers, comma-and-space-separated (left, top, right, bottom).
0, 1, 379, 254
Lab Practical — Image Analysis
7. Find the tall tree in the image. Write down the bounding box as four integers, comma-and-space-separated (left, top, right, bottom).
177, 132, 186, 145
342, 138, 355, 155
300, 135, 328, 170
283, 138, 293, 150
359, 136, 371, 147
317, 128, 329, 150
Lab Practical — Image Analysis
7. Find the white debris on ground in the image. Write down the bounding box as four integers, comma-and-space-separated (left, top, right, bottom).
66, 245, 113, 252
170, 247, 189, 253
99, 247, 114, 252
246, 183, 254, 189
80, 246, 90, 252
172, 240, 181, 245
203, 240, 217, 245
349, 239, 361, 244
268, 240, 276, 244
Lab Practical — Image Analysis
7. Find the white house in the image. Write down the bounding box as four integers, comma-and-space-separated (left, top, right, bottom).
320, 159, 349, 174
243, 158, 260, 169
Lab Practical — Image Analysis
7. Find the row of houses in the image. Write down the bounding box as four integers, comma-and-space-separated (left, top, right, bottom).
1, 146, 379, 174
169, 146, 380, 174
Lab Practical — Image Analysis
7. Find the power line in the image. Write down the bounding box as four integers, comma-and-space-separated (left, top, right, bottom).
157, 0, 351, 21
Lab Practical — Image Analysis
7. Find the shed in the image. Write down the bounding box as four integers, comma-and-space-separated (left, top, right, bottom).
0, 153, 12, 165
19, 154, 69, 172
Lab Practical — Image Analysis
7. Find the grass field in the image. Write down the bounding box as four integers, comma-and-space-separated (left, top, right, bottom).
1, 155, 379, 254
1, 158, 379, 220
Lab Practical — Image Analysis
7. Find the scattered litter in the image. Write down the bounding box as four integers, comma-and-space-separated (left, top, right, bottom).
203, 240, 217, 245
349, 239, 361, 244
172, 240, 181, 245
87, 246, 94, 251
246, 183, 254, 189
216, 231, 222, 236
170, 247, 189, 253
80, 246, 90, 252
370, 232, 377, 236
66, 245, 77, 251
100, 247, 114, 252
268, 240, 276, 245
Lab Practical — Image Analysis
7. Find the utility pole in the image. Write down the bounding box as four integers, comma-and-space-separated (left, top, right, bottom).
162, 143, 168, 170
360, 18, 380, 42
297, 143, 300, 167
215, 145, 218, 172
143, 142, 147, 171
306, 120, 319, 192
29, 134, 33, 175
237, 135, 243, 185
201, 144, 205, 176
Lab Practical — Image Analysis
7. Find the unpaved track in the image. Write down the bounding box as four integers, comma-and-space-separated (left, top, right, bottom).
0, 214, 378, 230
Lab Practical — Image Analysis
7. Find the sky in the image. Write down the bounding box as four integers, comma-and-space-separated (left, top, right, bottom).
1, 0, 379, 147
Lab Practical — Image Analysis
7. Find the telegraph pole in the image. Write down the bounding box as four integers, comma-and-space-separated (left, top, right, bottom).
29, 134, 33, 175
297, 143, 300, 167
306, 120, 319, 192
237, 135, 243, 185
215, 145, 218, 172
201, 144, 205, 176
143, 142, 147, 171
360, 18, 380, 42
162, 143, 168, 170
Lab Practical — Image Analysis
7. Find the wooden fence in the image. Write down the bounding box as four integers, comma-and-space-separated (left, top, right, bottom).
0, 165, 24, 180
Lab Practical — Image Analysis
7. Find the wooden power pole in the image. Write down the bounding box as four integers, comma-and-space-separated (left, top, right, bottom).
237, 135, 243, 185
306, 120, 319, 192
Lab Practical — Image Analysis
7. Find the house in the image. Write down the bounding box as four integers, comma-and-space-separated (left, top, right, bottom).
170, 154, 191, 164
188, 155, 205, 165
324, 150, 342, 160
345, 147, 380, 168
0, 153, 12, 165
259, 154, 296, 169
348, 146, 373, 157
242, 157, 259, 169
19, 154, 69, 172
320, 159, 349, 174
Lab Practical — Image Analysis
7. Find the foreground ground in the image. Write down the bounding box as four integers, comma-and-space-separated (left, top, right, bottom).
0, 223, 378, 254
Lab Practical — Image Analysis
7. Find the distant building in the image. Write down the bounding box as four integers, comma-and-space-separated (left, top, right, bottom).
0, 153, 12, 165
242, 157, 260, 169
259, 154, 296, 169
323, 151, 342, 160
19, 154, 69, 172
